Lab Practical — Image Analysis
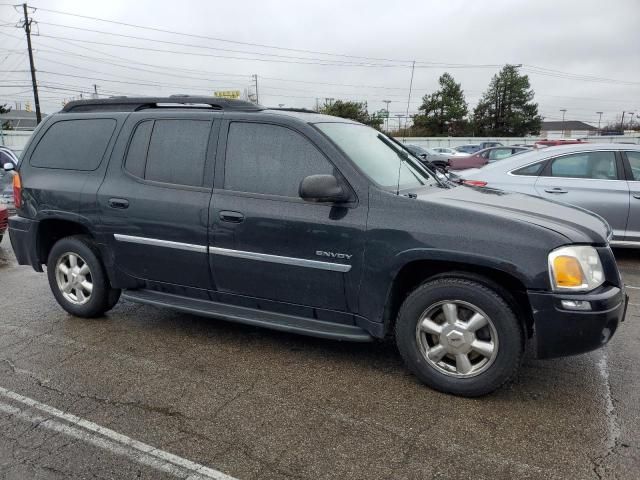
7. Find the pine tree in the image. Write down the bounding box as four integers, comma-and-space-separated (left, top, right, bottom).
413, 73, 468, 136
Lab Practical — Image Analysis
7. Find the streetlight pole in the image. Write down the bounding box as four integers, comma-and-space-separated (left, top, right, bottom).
627, 112, 634, 130
596, 112, 603, 133
560, 109, 567, 137
382, 100, 391, 132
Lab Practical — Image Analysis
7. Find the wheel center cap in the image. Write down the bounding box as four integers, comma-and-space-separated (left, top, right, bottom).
440, 325, 473, 354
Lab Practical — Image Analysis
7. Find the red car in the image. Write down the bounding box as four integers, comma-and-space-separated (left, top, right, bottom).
0, 205, 8, 244
534, 139, 587, 147
447, 146, 531, 171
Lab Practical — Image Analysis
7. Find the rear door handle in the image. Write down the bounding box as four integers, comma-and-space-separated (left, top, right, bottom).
219, 210, 244, 223
544, 188, 568, 194
108, 198, 129, 209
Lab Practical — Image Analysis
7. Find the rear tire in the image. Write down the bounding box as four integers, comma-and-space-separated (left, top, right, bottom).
47, 235, 120, 318
395, 277, 524, 397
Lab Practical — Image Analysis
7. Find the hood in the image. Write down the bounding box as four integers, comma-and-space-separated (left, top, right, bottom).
416, 184, 611, 244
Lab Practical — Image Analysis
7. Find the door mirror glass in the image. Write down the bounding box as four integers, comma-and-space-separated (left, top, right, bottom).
299, 175, 349, 203
2, 162, 14, 172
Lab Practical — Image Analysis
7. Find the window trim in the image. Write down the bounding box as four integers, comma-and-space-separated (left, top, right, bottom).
219, 119, 357, 205
621, 151, 640, 182
507, 159, 549, 177
29, 117, 118, 171
120, 117, 215, 192
539, 150, 623, 181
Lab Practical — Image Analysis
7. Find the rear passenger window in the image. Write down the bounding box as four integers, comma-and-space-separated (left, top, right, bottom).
512, 161, 546, 176
626, 151, 640, 180
549, 151, 617, 180
30, 119, 116, 170
224, 122, 333, 197
124, 119, 211, 187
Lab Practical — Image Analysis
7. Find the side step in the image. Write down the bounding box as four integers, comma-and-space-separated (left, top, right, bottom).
122, 289, 374, 342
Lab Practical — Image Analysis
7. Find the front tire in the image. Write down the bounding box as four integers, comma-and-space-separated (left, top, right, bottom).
47, 235, 120, 318
395, 277, 524, 397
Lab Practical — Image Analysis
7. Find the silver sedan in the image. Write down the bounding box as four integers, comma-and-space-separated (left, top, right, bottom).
457, 143, 640, 246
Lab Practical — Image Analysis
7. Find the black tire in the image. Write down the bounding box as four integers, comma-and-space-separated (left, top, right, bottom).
46, 235, 120, 318
395, 277, 524, 397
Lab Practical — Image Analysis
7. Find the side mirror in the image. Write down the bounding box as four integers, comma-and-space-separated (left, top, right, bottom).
420, 153, 427, 159
2, 162, 14, 172
299, 174, 349, 203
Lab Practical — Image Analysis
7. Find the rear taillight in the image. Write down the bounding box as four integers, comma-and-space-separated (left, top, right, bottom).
13, 173, 21, 209
462, 180, 487, 187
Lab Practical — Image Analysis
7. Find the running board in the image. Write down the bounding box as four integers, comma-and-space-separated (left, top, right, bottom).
122, 289, 374, 342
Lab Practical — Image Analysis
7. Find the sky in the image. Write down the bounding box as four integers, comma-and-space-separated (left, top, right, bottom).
1, 0, 639, 129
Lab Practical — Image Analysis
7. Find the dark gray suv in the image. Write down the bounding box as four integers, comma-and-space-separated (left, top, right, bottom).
6, 97, 627, 396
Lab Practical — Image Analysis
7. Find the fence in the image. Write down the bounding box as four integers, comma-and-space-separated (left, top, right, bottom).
398, 135, 640, 148
1, 129, 638, 156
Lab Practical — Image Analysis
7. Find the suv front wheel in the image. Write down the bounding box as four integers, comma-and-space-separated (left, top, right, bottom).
395, 277, 524, 396
47, 235, 121, 318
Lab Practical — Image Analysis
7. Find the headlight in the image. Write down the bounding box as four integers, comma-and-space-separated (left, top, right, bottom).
548, 246, 604, 292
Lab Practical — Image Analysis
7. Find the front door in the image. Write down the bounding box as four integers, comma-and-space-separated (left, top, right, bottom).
622, 150, 640, 242
208, 120, 366, 313
97, 112, 218, 289
534, 150, 629, 240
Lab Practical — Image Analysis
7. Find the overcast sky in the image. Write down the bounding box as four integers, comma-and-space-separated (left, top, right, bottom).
1, 0, 638, 128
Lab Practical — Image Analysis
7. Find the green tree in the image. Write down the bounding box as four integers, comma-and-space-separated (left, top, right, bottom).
318, 100, 383, 130
472, 65, 542, 136
412, 73, 469, 136
0, 104, 12, 131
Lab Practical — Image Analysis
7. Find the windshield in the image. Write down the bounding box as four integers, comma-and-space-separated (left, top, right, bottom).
315, 123, 439, 191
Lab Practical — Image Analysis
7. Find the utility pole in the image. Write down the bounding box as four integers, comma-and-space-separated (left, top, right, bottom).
395, 114, 403, 135
93, 84, 99, 98
252, 74, 259, 104
596, 112, 603, 133
621, 111, 626, 132
560, 109, 567, 137
627, 112, 634, 130
22, 3, 41, 124
382, 100, 391, 132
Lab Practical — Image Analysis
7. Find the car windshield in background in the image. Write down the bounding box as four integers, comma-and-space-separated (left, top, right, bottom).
315, 122, 438, 191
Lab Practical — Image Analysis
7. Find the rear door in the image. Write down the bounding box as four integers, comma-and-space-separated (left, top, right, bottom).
97, 111, 218, 289
208, 119, 366, 313
622, 150, 640, 242
534, 150, 629, 239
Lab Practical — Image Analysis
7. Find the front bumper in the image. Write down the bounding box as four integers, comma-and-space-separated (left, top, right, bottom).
8, 215, 42, 271
528, 285, 627, 359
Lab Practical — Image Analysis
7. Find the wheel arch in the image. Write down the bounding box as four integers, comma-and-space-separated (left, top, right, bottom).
35, 215, 95, 266
383, 254, 535, 339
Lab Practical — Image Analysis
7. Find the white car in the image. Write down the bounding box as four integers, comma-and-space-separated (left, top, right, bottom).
432, 147, 469, 156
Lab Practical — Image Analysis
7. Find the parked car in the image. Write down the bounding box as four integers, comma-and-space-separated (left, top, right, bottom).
455, 142, 504, 154
447, 146, 530, 171
535, 139, 587, 147
0, 146, 19, 169
7, 96, 626, 397
405, 144, 450, 169
432, 147, 468, 156
0, 204, 7, 243
457, 143, 640, 245
0, 171, 15, 215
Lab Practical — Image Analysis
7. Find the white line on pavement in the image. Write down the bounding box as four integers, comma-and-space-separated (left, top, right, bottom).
0, 386, 238, 480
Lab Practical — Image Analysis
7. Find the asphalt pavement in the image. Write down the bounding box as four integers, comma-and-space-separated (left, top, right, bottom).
0, 234, 638, 480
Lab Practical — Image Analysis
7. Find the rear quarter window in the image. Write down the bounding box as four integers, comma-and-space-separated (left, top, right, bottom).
30, 119, 117, 171
511, 161, 546, 176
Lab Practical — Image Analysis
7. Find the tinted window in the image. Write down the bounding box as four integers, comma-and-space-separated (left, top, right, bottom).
549, 151, 617, 179
143, 120, 210, 186
224, 122, 334, 197
30, 119, 116, 170
512, 161, 546, 176
125, 121, 153, 179
626, 151, 640, 180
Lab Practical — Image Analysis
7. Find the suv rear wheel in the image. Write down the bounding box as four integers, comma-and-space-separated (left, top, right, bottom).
395, 277, 523, 396
47, 235, 121, 318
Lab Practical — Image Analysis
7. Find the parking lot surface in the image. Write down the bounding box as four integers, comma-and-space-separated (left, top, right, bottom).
0, 235, 638, 480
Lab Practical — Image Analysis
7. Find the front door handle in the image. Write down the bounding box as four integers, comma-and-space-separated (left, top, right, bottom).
633, 194, 640, 199
108, 198, 129, 209
544, 188, 568, 194
219, 210, 244, 223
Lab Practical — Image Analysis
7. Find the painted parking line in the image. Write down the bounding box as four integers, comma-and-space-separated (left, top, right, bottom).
0, 386, 238, 480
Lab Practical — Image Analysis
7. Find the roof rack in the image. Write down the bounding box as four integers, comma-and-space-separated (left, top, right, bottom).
62, 95, 263, 113
267, 107, 318, 114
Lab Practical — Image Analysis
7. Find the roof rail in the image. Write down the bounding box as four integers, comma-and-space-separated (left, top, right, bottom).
62, 96, 263, 113
267, 107, 318, 114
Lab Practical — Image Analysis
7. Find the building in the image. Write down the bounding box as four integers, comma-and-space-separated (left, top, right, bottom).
540, 120, 596, 139
0, 109, 42, 130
